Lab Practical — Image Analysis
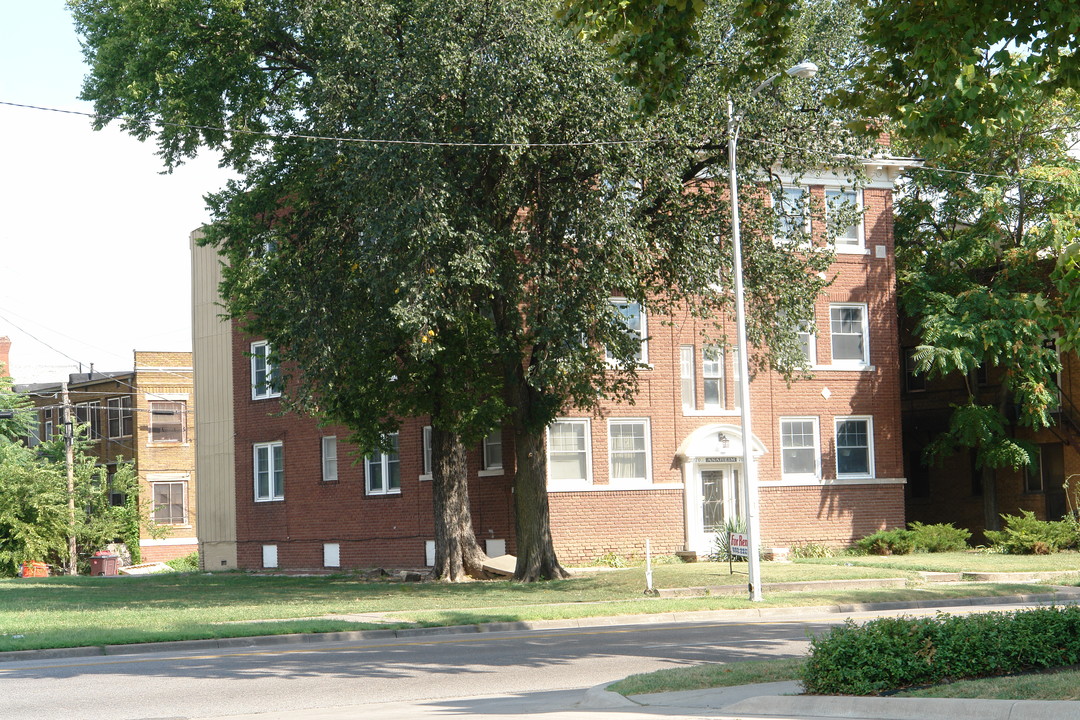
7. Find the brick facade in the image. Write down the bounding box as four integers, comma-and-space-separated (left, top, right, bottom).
226, 168, 909, 569
904, 337, 1080, 542
17, 352, 198, 564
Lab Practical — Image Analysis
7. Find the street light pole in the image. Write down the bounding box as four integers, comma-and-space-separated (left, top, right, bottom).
726, 62, 817, 602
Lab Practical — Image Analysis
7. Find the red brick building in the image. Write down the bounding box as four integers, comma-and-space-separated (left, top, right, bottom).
193, 161, 913, 571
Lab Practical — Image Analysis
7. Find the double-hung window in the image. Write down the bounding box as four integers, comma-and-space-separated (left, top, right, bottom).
150, 477, 188, 525
321, 436, 338, 482
835, 417, 874, 478
608, 419, 650, 484
703, 345, 725, 410
829, 304, 869, 367
547, 419, 591, 484
254, 441, 284, 501
107, 396, 132, 438
75, 402, 101, 440
482, 430, 503, 473
605, 299, 647, 365
775, 187, 808, 244
251, 341, 281, 399
780, 417, 820, 480
366, 433, 400, 495
825, 188, 863, 251
797, 320, 816, 365
679, 346, 696, 411
148, 400, 186, 443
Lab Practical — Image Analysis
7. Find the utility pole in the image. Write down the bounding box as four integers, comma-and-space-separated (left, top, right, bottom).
62, 382, 77, 576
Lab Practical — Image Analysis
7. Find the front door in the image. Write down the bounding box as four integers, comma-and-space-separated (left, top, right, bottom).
693, 464, 744, 556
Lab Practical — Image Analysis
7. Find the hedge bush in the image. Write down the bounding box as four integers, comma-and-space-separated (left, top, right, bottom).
800, 606, 1080, 695
983, 510, 1078, 554
908, 521, 970, 552
854, 529, 915, 555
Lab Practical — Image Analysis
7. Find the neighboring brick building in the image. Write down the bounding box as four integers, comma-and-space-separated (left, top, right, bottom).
902, 338, 1080, 542
17, 352, 198, 563
193, 160, 912, 571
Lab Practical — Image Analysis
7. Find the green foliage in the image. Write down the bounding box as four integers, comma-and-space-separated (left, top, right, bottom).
907, 522, 970, 553
0, 442, 69, 577
983, 511, 1079, 555
801, 606, 1080, 695
711, 517, 748, 562
854, 529, 915, 556
592, 552, 628, 568
71, 0, 868, 580
165, 552, 200, 572
788, 542, 836, 559
846, 2, 1080, 152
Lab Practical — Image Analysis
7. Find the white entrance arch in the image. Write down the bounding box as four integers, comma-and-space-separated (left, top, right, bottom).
677, 424, 767, 557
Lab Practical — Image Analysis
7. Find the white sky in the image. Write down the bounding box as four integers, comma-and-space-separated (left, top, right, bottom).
0, 2, 232, 383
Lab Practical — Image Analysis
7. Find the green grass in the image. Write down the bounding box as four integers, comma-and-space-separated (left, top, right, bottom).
609, 659, 1080, 701
609, 657, 806, 695
0, 557, 1074, 653
794, 551, 1080, 574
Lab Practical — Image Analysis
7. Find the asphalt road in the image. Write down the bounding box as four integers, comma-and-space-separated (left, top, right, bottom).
1, 616, 825, 719
3, 598, 1062, 720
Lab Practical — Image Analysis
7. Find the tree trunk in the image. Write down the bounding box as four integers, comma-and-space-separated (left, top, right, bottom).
430, 427, 488, 581
505, 362, 568, 582
981, 463, 999, 533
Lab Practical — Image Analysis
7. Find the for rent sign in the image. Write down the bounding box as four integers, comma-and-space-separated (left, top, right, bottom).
729, 532, 749, 558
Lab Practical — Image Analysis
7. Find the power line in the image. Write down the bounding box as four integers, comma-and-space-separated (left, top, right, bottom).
0, 100, 664, 149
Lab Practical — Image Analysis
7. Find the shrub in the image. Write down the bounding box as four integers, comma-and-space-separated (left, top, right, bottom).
165, 552, 200, 572
711, 517, 748, 562
854, 528, 915, 555
592, 551, 627, 568
788, 543, 836, 559
983, 510, 1078, 554
908, 521, 970, 552
801, 605, 1080, 695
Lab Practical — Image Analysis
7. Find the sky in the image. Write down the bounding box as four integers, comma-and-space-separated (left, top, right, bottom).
0, 3, 233, 383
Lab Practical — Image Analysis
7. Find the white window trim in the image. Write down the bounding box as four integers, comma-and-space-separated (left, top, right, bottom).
321, 436, 338, 482
147, 399, 188, 445
829, 303, 870, 368
148, 475, 190, 527
106, 396, 132, 439
420, 425, 433, 481
365, 433, 401, 496
798, 320, 817, 366
607, 418, 652, 487
479, 429, 504, 477
825, 187, 867, 253
779, 416, 821, 482
253, 441, 284, 502
702, 344, 725, 412
679, 345, 696, 413
605, 298, 649, 366
251, 340, 281, 400
546, 418, 593, 487
773, 185, 811, 246
835, 416, 875, 480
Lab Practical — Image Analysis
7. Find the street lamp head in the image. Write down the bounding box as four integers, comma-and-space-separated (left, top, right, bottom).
785, 61, 818, 80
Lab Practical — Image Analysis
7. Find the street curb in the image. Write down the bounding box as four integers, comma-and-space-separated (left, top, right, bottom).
716, 695, 1080, 720
1, 590, 1076, 664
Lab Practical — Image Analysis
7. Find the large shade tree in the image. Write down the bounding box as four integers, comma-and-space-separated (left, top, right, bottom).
896, 87, 1080, 531
71, 0, 866, 580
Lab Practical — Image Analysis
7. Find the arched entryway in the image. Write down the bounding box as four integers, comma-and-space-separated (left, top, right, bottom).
676, 424, 767, 557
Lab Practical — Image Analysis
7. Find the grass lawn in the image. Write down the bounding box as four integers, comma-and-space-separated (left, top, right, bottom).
794, 551, 1080, 574
609, 659, 1080, 702
0, 555, 1076, 652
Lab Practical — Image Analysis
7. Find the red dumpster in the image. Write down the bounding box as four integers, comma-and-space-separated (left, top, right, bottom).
21, 562, 48, 578
89, 552, 119, 576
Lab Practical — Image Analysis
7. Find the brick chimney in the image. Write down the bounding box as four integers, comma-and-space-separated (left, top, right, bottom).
0, 336, 10, 376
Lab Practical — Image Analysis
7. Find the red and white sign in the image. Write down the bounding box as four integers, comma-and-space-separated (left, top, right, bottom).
729, 532, 749, 558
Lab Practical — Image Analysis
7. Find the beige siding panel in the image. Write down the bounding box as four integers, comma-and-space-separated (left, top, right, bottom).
191, 230, 237, 569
